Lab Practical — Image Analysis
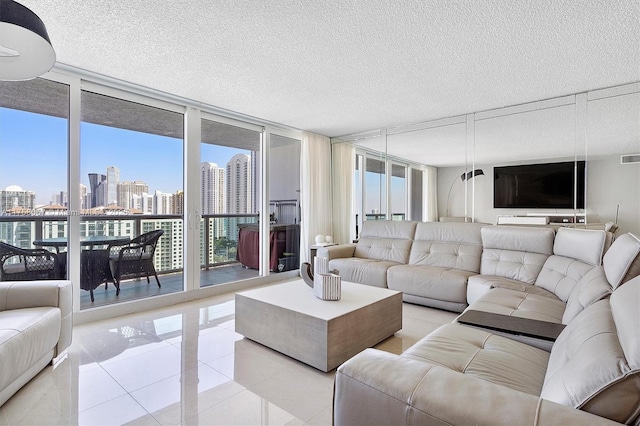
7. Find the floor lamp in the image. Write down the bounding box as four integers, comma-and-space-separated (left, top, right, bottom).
445, 169, 484, 219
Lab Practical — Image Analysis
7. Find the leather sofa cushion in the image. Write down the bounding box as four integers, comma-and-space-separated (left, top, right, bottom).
0, 307, 61, 394
603, 233, 640, 289
353, 220, 416, 264
534, 228, 607, 302
535, 255, 595, 301
403, 323, 550, 396
481, 226, 555, 255
359, 219, 417, 240
387, 264, 473, 305
409, 222, 483, 273
467, 274, 558, 305
408, 241, 482, 273
562, 266, 611, 324
413, 222, 484, 245
541, 277, 640, 424
480, 224, 553, 285
480, 250, 550, 285
465, 287, 565, 323
354, 237, 413, 264
327, 258, 398, 288
553, 227, 607, 266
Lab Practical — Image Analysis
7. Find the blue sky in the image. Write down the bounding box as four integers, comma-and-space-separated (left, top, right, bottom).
2, 106, 403, 212
1, 108, 247, 205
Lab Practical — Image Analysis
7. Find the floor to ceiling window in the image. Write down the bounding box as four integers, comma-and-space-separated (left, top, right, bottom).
200, 117, 261, 286
0, 78, 69, 276
0, 72, 303, 317
79, 88, 184, 308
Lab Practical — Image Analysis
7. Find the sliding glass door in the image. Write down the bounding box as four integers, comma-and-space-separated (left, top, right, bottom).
200, 117, 261, 286
80, 88, 184, 308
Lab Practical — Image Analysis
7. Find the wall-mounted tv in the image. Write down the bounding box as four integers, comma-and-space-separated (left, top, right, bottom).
494, 161, 585, 209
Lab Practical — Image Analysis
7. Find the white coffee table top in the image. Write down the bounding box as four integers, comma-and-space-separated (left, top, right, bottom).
236, 279, 401, 321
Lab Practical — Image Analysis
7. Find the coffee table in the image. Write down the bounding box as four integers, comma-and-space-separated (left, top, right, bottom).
235, 279, 402, 372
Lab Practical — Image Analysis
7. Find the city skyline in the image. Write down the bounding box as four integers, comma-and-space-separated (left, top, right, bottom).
0, 106, 251, 206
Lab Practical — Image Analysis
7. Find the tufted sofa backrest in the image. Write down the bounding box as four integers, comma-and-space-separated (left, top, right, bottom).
409, 222, 484, 273
541, 275, 640, 424
354, 220, 417, 264
535, 228, 607, 302
480, 226, 555, 284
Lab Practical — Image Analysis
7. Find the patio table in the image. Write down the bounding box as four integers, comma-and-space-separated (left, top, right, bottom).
33, 236, 130, 302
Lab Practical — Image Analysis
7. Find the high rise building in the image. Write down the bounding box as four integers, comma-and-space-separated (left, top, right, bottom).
88, 173, 106, 208
172, 190, 184, 215
79, 184, 89, 210
106, 166, 120, 206
154, 191, 173, 215
226, 154, 252, 214
130, 192, 154, 214
117, 181, 149, 210
0, 186, 36, 249
201, 162, 225, 215
1, 185, 35, 214
52, 191, 67, 207
201, 162, 226, 243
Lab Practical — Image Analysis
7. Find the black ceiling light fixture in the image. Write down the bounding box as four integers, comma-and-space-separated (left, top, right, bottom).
0, 0, 55, 81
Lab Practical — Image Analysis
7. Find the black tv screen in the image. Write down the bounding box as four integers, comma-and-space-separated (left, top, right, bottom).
494, 161, 585, 209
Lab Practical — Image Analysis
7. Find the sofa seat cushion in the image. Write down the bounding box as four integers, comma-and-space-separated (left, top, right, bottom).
328, 258, 399, 288
467, 274, 558, 305
465, 288, 566, 323
0, 307, 61, 394
403, 323, 550, 396
387, 264, 473, 305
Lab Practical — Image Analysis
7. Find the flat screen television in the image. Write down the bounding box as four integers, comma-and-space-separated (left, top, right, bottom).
494, 161, 585, 209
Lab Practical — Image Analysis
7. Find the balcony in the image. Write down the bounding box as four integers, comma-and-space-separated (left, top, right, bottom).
0, 213, 273, 310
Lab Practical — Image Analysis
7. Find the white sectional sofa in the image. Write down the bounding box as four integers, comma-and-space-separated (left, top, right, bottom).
0, 280, 73, 407
325, 220, 640, 425
334, 275, 640, 425
320, 221, 485, 312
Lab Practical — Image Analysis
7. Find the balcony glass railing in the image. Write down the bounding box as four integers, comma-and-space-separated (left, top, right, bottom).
0, 213, 262, 308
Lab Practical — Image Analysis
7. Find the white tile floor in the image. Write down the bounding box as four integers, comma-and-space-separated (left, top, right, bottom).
0, 282, 457, 426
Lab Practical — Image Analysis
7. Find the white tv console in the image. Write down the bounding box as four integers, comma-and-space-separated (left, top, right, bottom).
497, 213, 586, 226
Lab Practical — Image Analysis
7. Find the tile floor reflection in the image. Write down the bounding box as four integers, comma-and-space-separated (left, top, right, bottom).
0, 282, 457, 426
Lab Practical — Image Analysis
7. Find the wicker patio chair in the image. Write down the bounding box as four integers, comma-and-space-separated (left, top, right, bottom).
0, 241, 60, 281
107, 229, 164, 295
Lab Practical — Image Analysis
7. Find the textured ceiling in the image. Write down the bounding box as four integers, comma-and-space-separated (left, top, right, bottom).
17, 0, 640, 165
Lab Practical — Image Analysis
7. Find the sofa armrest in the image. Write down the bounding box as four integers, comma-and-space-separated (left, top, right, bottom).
334, 349, 619, 426
0, 280, 73, 356
317, 244, 356, 261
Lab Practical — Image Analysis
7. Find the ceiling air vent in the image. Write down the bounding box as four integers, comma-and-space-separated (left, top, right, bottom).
620, 154, 640, 164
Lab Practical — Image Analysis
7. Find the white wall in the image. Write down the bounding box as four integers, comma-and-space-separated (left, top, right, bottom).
438, 155, 640, 236
586, 156, 640, 236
